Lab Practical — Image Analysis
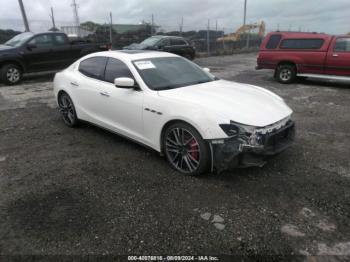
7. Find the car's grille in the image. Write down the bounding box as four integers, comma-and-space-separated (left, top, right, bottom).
263, 120, 295, 151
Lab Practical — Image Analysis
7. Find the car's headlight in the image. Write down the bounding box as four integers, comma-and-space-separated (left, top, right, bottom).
219, 121, 255, 138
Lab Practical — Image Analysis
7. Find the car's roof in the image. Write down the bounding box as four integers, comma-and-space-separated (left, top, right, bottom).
88, 50, 179, 61
266, 31, 331, 39
150, 35, 185, 39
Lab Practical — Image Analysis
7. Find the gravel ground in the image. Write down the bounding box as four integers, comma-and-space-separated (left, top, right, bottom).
0, 53, 349, 260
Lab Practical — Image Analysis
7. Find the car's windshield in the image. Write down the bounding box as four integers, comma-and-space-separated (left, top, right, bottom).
140, 37, 162, 46
133, 57, 216, 91
5, 32, 34, 47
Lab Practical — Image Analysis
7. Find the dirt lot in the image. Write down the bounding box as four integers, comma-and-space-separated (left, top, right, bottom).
0, 53, 350, 260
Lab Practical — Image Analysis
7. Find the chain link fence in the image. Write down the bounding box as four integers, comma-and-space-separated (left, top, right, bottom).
66, 23, 263, 56
0, 21, 264, 57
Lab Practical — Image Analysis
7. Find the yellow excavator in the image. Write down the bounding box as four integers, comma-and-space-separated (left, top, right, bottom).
217, 21, 266, 42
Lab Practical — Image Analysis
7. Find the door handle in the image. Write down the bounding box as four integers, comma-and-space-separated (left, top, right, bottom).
333, 54, 339, 57
99, 91, 110, 97
70, 81, 79, 87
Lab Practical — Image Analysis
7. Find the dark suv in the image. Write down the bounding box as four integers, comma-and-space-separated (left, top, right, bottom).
123, 36, 196, 60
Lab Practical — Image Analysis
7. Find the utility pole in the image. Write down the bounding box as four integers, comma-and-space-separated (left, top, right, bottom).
243, 0, 247, 26
49, 7, 56, 30
215, 19, 218, 52
151, 14, 154, 35
207, 19, 210, 55
72, 0, 80, 26
222, 27, 226, 51
243, 0, 250, 49
18, 0, 30, 32
109, 12, 113, 46
179, 16, 184, 35
71, 0, 80, 36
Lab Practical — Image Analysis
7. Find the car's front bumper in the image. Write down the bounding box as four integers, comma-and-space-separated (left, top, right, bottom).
209, 120, 295, 173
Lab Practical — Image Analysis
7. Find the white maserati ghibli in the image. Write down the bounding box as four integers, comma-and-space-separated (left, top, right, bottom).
53, 50, 295, 175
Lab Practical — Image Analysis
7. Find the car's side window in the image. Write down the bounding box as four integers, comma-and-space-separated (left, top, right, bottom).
266, 34, 281, 49
104, 58, 134, 83
159, 38, 170, 47
279, 39, 324, 49
53, 34, 67, 46
170, 38, 186, 46
334, 38, 350, 52
79, 57, 108, 80
28, 34, 54, 48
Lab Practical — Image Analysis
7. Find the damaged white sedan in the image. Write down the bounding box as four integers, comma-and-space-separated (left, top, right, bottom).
53, 50, 295, 175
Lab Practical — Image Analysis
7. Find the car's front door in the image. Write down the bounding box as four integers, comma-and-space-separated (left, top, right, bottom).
97, 58, 144, 141
325, 37, 350, 76
22, 34, 56, 71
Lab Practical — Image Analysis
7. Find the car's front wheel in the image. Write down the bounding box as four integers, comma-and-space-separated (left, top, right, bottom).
1, 64, 23, 85
58, 92, 79, 127
163, 122, 210, 175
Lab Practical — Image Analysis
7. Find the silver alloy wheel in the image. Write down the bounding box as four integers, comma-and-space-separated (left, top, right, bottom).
6, 67, 20, 83
58, 95, 75, 125
280, 68, 292, 81
165, 128, 201, 173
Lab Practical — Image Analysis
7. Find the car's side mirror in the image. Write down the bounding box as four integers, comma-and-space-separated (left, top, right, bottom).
114, 77, 135, 89
27, 43, 37, 50
203, 67, 211, 73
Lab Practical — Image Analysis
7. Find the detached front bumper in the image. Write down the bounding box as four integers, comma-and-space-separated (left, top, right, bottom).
209, 120, 295, 173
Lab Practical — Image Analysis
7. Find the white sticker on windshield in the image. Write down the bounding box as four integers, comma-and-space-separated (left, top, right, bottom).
134, 60, 156, 70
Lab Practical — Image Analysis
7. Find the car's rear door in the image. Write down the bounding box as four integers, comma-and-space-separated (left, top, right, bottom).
325, 37, 350, 76
51, 34, 77, 69
168, 38, 188, 56
75, 56, 144, 141
73, 56, 108, 123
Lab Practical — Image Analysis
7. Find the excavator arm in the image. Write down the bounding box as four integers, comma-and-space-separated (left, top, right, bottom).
217, 21, 265, 42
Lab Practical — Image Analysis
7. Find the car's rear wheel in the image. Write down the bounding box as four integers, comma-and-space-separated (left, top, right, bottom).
1, 64, 23, 85
58, 93, 79, 127
276, 64, 296, 84
163, 122, 210, 175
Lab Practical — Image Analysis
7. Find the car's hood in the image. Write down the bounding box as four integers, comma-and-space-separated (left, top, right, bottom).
158, 80, 293, 127
0, 44, 15, 51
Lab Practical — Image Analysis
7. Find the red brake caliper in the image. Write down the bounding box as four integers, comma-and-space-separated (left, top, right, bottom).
190, 138, 199, 161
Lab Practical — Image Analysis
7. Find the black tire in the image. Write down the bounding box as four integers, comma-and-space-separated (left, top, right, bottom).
58, 92, 79, 127
1, 64, 23, 85
163, 122, 210, 175
275, 64, 296, 84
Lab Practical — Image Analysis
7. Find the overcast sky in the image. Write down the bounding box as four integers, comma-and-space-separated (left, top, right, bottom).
0, 0, 349, 34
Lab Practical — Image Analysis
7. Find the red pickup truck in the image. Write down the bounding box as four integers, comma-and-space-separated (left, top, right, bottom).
256, 32, 350, 83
